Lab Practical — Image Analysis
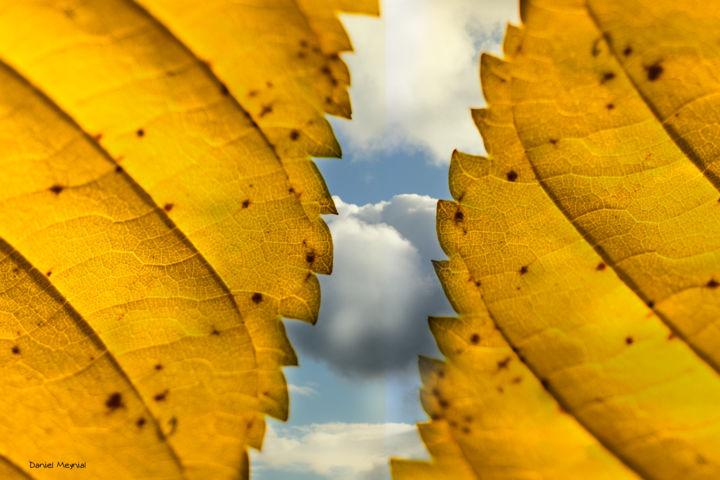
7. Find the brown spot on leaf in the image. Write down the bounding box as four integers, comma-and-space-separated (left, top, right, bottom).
511, 376, 522, 384
325, 96, 333, 105
519, 265, 528, 275
707, 279, 719, 288
306, 251, 316, 264
596, 262, 606, 271
623, 45, 633, 56
497, 356, 511, 370
93, 133, 103, 141
320, 65, 331, 75
46, 270, 52, 277
290, 129, 300, 141
136, 128, 145, 137
600, 72, 615, 84
454, 210, 464, 222
167, 416, 178, 435
163, 203, 174, 212
438, 399, 449, 409
437, 370, 445, 378
219, 83, 230, 95
211, 327, 220, 336
266, 81, 274, 88
297, 51, 306, 59
154, 390, 169, 402
155, 364, 163, 370
667, 332, 676, 340
646, 61, 663, 81
496, 386, 504, 394
49, 185, 64, 195
259, 104, 273, 117
549, 138, 558, 146
470, 333, 480, 345
606, 103, 614, 110
242, 199, 250, 209
248, 89, 259, 98
506, 170, 518, 182
106, 392, 124, 411
11, 345, 19, 355
252, 292, 263, 304
136, 417, 146, 428
462, 427, 470, 434
625, 336, 634, 345
115, 165, 123, 173
300, 40, 308, 48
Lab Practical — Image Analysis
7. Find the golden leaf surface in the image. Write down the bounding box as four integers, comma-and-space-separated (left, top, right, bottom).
394, 1, 720, 479
0, 1, 376, 478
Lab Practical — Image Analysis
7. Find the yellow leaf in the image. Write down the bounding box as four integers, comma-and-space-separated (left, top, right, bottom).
0, 1, 375, 478
397, 1, 720, 478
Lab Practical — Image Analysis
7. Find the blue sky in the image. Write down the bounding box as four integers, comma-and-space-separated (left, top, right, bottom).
252, 2, 519, 478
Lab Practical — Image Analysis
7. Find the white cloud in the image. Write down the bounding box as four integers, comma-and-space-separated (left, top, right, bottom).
288, 194, 451, 376
253, 422, 428, 479
288, 383, 319, 397
336, 0, 520, 164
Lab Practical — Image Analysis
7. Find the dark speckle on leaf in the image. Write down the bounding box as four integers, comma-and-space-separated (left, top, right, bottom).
49, 185, 64, 195
623, 45, 633, 56
219, 83, 230, 95
211, 327, 220, 336
106, 392, 124, 411
625, 336, 634, 345
519, 265, 528, 275
259, 104, 273, 117
600, 71, 615, 84
647, 300, 655, 308
115, 165, 123, 173
163, 203, 174, 212
646, 62, 664, 81
11, 345, 19, 355
470, 333, 480, 344
549, 138, 558, 146
306, 252, 316, 264
289, 129, 300, 141
154, 390, 169, 402
155, 363, 163, 370
506, 170, 518, 182
707, 279, 719, 288
454, 210, 464, 222
252, 292, 263, 304
136, 128, 145, 137
136, 417, 146, 428
242, 199, 250, 208
596, 262, 607, 271
606, 103, 615, 110
497, 356, 511, 370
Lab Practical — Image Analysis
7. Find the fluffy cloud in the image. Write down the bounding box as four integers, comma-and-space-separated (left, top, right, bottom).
288, 194, 451, 376
252, 422, 427, 480
334, 0, 519, 164
287, 383, 319, 397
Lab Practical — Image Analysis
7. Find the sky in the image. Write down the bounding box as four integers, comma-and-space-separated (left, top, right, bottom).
252, 2, 520, 479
